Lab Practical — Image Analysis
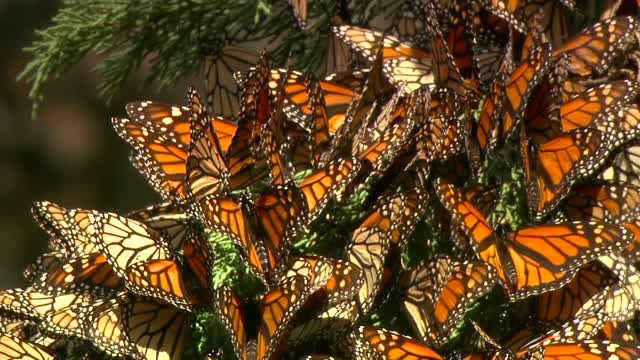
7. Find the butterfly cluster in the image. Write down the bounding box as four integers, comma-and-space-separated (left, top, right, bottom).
5, 0, 640, 359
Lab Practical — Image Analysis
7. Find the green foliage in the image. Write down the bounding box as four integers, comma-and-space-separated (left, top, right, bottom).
19, 0, 269, 117
209, 231, 265, 299
19, 0, 383, 118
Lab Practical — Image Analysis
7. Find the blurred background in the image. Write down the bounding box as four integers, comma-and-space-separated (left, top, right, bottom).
0, 1, 195, 288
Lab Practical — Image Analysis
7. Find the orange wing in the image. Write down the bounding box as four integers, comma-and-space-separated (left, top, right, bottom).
126, 257, 210, 311
196, 195, 266, 280
352, 326, 443, 360
560, 183, 640, 224
523, 340, 640, 360
333, 25, 431, 62
186, 87, 230, 201
256, 276, 312, 360
535, 261, 613, 325
254, 186, 307, 283
31, 253, 121, 296
478, 0, 527, 32
226, 54, 271, 189
0, 334, 54, 360
553, 16, 639, 76
212, 117, 237, 153
524, 128, 613, 220
501, 43, 552, 140
436, 178, 631, 300
214, 287, 247, 360
402, 257, 497, 346
122, 295, 190, 360
559, 81, 638, 137
114, 101, 235, 201
298, 157, 359, 219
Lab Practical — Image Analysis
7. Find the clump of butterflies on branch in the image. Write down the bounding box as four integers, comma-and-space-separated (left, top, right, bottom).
5, 0, 640, 359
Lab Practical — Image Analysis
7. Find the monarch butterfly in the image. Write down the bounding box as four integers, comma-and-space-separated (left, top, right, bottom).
477, 0, 576, 36
435, 177, 632, 300
282, 256, 338, 295
557, 82, 639, 144
125, 234, 214, 311
324, 49, 394, 164
347, 187, 426, 313
535, 261, 614, 326
599, 140, 640, 187
215, 275, 317, 360
351, 326, 443, 359
197, 185, 306, 284
204, 45, 259, 119
552, 16, 639, 77
263, 68, 356, 131
333, 25, 431, 63
260, 92, 293, 185
522, 81, 640, 220
348, 86, 403, 156
357, 90, 422, 173
599, 320, 639, 343
521, 54, 568, 147
468, 321, 509, 356
413, 91, 456, 166
30, 201, 99, 258
28, 252, 122, 297
522, 127, 614, 220
381, 56, 435, 95
444, 0, 476, 79
475, 0, 528, 33
423, 1, 471, 98
287, 0, 308, 30
0, 288, 93, 340
27, 202, 123, 296
287, 299, 360, 349
469, 4, 511, 90
87, 293, 190, 360
113, 100, 237, 202
66, 209, 171, 281
389, 0, 428, 47
126, 201, 195, 252
70, 209, 212, 311
298, 157, 360, 219
0, 334, 54, 360
577, 255, 640, 322
333, 25, 438, 95
86, 296, 139, 359
521, 340, 640, 360
313, 259, 362, 306
320, 16, 355, 78
520, 314, 612, 357
185, 87, 230, 201
402, 257, 497, 346
559, 182, 640, 225
347, 218, 390, 314
500, 43, 552, 142
282, 256, 362, 309
124, 295, 191, 360
519, 0, 575, 49
473, 38, 513, 151
303, 74, 332, 167
225, 54, 272, 189
448, 185, 499, 252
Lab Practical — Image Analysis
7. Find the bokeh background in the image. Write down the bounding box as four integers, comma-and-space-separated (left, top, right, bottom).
0, 1, 196, 288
